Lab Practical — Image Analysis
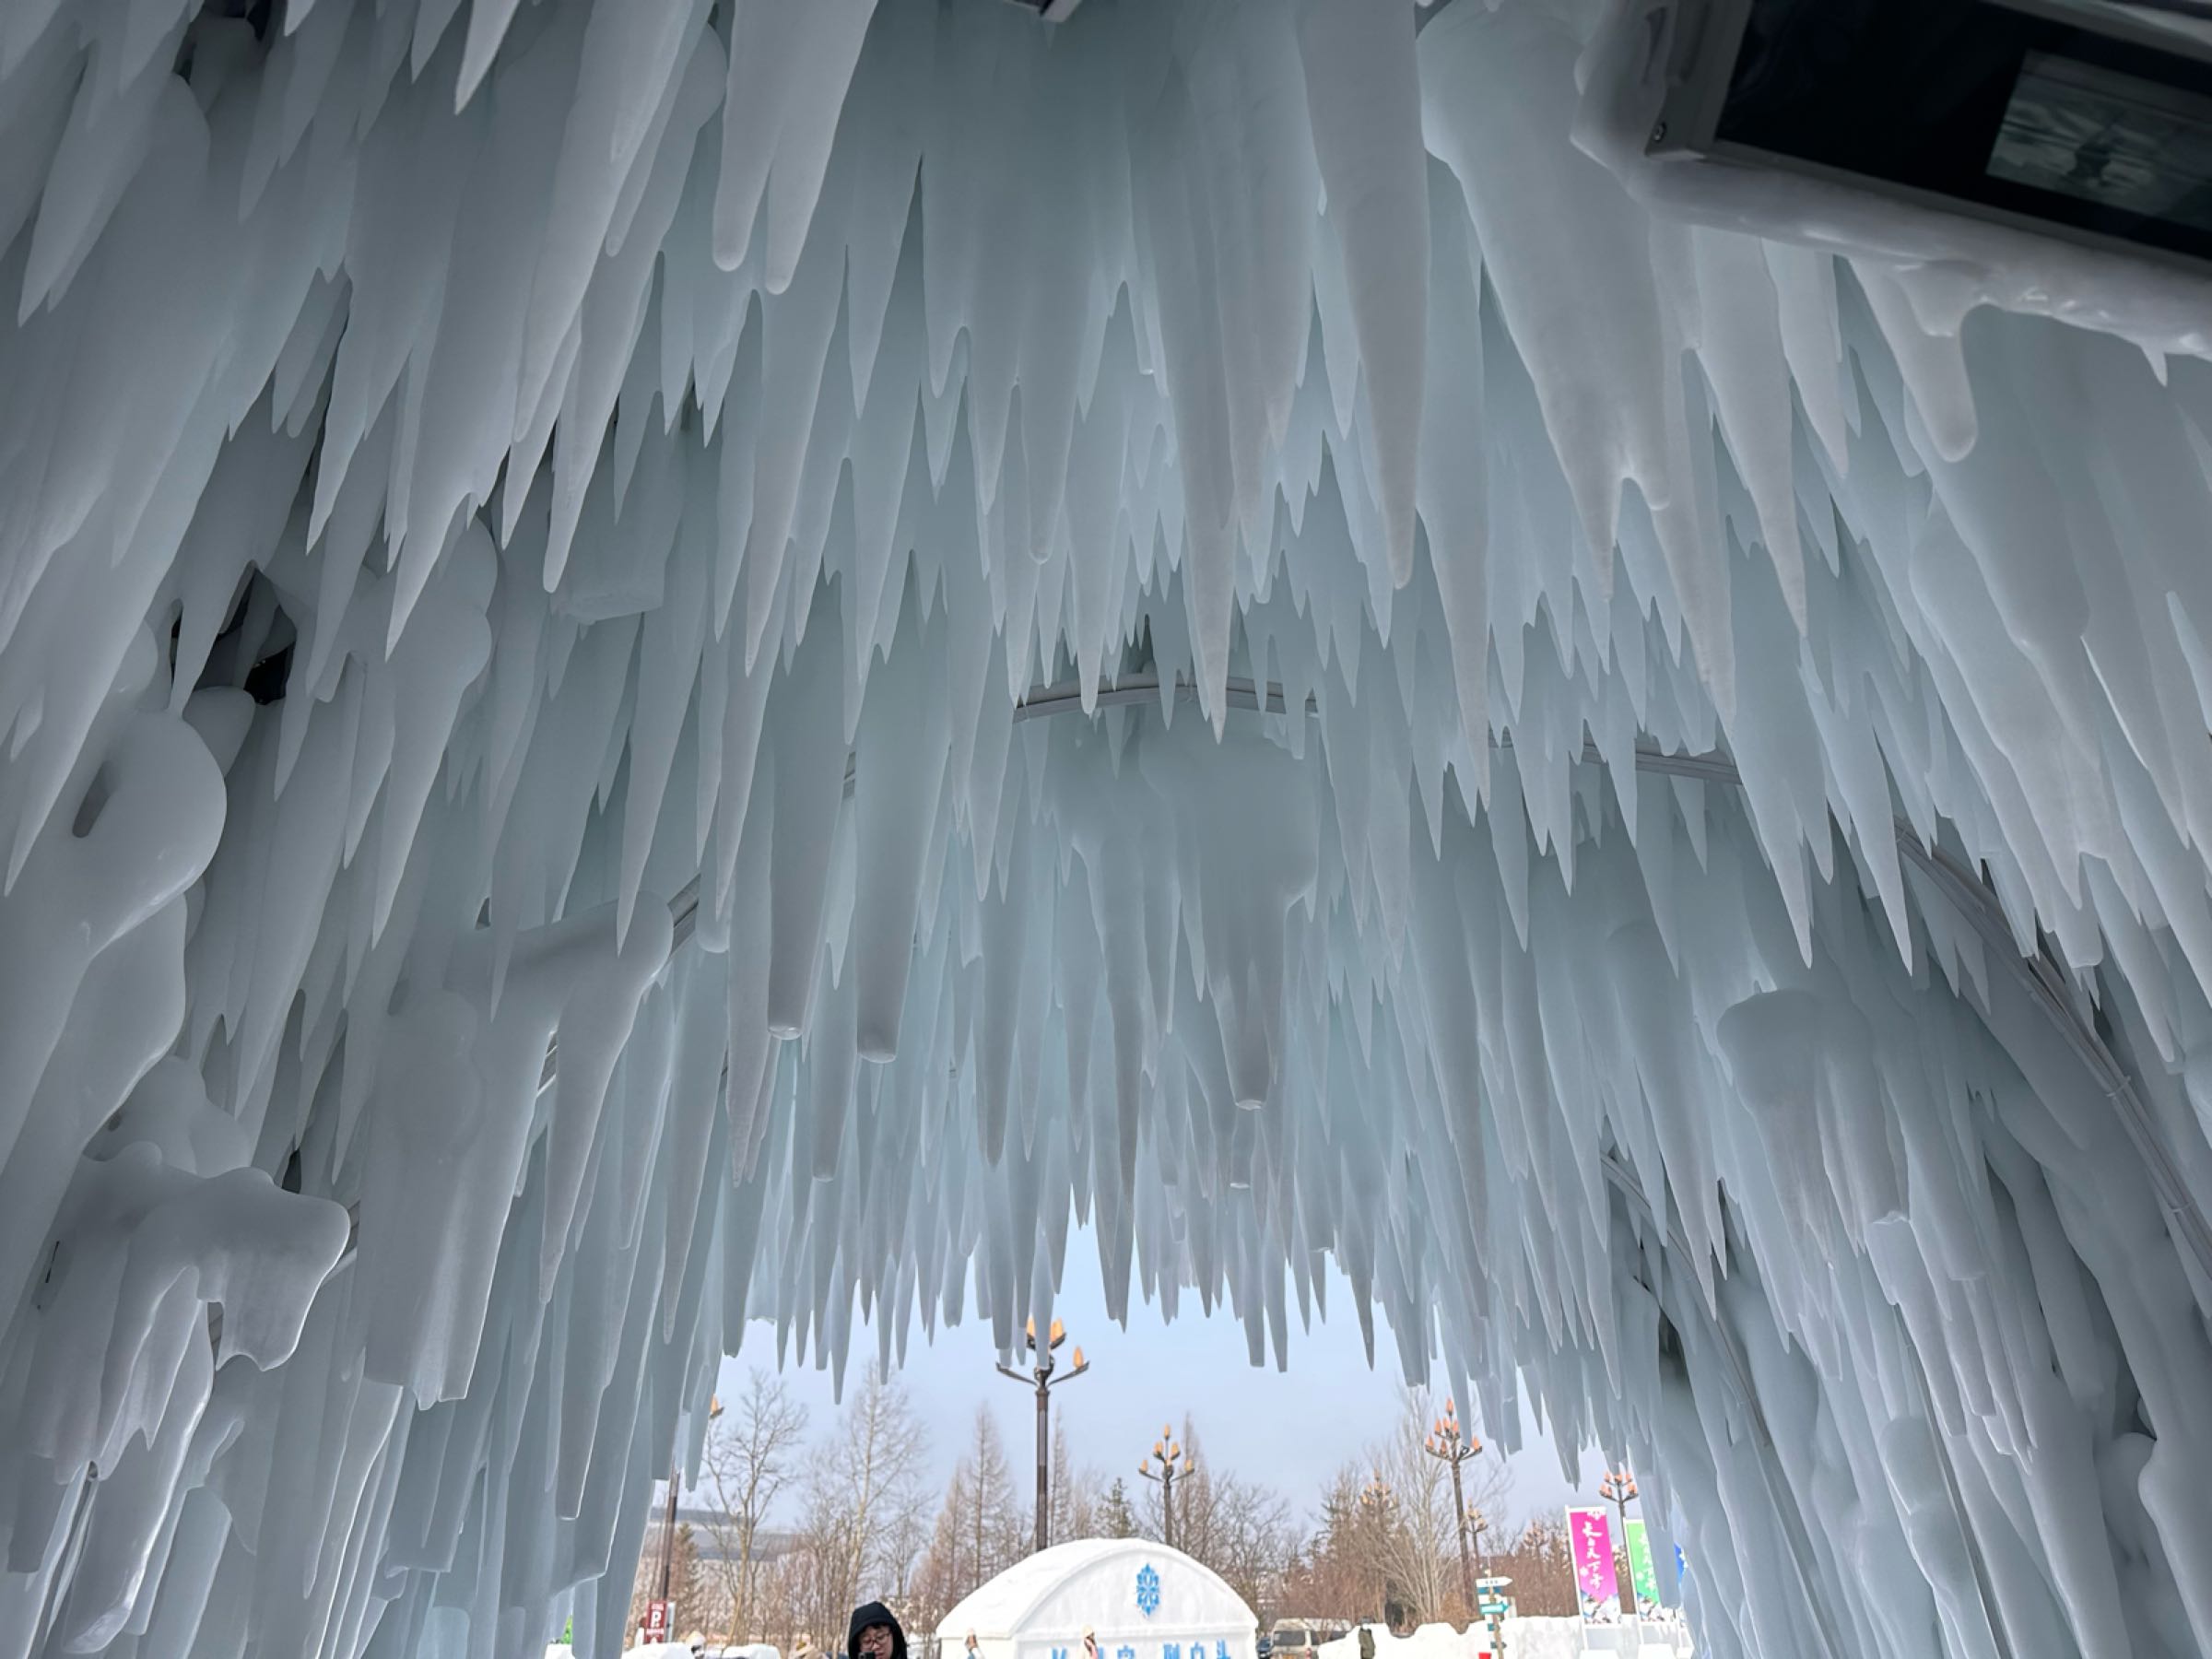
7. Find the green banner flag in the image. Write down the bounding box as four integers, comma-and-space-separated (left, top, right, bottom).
1626, 1519, 1662, 1608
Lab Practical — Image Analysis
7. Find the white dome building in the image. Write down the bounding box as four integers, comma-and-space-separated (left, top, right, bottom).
934, 1542, 1257, 1659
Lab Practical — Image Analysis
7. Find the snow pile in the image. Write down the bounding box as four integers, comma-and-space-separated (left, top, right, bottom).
1313, 1624, 1480, 1659
1495, 1621, 1688, 1659
1312, 1618, 1688, 1659
2, 2, 2211, 1658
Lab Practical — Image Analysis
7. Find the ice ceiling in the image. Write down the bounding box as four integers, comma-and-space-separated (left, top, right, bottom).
6, 0, 2212, 1655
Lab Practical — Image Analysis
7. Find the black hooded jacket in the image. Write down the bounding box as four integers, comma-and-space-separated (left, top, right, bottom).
847, 1602, 908, 1659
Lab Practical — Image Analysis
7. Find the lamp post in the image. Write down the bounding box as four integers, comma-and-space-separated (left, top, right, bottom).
1599, 1465, 1639, 1618
996, 1318, 1089, 1555
1136, 1425, 1195, 1552
656, 1394, 723, 1632
1461, 1500, 1504, 1659
1421, 1399, 1484, 1620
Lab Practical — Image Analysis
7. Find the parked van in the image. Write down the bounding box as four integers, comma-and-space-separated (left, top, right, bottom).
1267, 1619, 1346, 1656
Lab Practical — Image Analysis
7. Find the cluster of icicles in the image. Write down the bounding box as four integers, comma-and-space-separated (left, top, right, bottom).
4, 0, 2212, 1656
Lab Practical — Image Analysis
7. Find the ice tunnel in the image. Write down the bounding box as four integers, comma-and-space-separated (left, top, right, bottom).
5, 0, 2212, 1654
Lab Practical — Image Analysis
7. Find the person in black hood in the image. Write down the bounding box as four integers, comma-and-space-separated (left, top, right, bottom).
848, 1602, 907, 1659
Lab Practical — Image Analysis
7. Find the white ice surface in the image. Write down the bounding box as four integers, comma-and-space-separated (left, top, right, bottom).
3, 3, 2212, 1659
1317, 1619, 1690, 1659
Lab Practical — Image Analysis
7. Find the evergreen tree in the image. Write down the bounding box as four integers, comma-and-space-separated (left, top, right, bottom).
1099, 1477, 1138, 1539
627, 1521, 704, 1641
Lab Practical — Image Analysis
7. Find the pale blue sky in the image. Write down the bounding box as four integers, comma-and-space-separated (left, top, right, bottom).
712, 1231, 1587, 1534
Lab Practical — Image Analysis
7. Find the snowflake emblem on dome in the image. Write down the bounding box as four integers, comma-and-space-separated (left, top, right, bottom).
1135, 1564, 1161, 1618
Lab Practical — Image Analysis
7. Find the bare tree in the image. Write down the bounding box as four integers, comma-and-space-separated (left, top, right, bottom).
912, 1406, 1029, 1629
754, 1549, 820, 1653
1279, 1466, 1371, 1621
883, 1490, 934, 1606
793, 1363, 932, 1641
1487, 1514, 1577, 1617
1136, 1418, 1302, 1623
1348, 1463, 1403, 1624
966, 1407, 1027, 1585
910, 1460, 972, 1633
721, 1373, 1528, 1647
1365, 1390, 1510, 1627
1376, 1394, 1454, 1622
699, 1369, 811, 1643
1049, 1419, 1098, 1544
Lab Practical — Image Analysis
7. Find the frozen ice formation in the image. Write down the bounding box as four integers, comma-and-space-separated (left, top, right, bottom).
4, 1, 2212, 1656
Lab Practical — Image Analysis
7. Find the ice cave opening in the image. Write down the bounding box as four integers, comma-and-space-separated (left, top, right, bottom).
5, 0, 2212, 1655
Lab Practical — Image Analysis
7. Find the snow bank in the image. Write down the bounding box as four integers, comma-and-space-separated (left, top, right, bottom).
1497, 1621, 1688, 1659
0, 3, 2208, 1659
1314, 1624, 1480, 1659
1314, 1618, 1689, 1659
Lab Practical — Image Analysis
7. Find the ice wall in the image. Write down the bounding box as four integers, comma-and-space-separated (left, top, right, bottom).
2, 2, 2212, 1657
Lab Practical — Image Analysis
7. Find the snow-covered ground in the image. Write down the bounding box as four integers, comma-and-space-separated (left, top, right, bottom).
1314, 1619, 1691, 1659
5, 2, 2212, 1657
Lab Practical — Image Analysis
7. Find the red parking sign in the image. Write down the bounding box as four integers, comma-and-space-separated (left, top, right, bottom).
643, 1600, 671, 1643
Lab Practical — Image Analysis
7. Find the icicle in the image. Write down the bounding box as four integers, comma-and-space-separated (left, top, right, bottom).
5, 8, 2212, 1658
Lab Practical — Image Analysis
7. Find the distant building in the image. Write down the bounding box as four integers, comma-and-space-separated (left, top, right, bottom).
638, 1512, 806, 1567
633, 1510, 806, 1639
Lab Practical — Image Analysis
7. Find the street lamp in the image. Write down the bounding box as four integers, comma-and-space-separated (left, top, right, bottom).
1599, 1465, 1639, 1618
1421, 1399, 1484, 1620
1464, 1503, 1490, 1582
656, 1394, 724, 1631
1136, 1425, 1196, 1553
996, 1319, 1089, 1555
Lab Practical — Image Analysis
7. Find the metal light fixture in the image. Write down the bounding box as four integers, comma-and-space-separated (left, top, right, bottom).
1608, 0, 2212, 275
999, 1319, 1090, 1555
1421, 1400, 1485, 1620
1137, 1424, 1195, 1551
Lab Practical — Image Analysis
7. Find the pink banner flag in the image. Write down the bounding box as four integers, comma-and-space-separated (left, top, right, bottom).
1568, 1506, 1618, 1613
